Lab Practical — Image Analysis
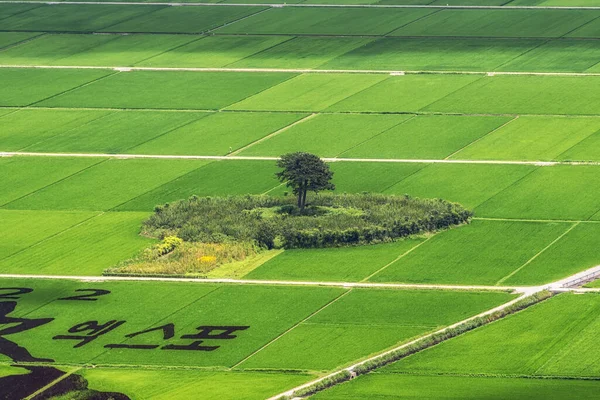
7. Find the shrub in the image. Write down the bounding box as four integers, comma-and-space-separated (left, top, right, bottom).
143, 193, 472, 249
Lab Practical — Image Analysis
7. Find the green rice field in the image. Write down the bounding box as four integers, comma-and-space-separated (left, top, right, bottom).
1, 2, 600, 399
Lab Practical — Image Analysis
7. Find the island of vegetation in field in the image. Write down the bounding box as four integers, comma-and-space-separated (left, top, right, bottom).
108, 153, 471, 277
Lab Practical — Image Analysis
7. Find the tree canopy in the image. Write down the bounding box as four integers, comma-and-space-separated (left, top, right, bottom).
276, 152, 335, 211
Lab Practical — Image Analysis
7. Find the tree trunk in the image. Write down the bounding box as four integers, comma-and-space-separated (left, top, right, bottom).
302, 189, 307, 211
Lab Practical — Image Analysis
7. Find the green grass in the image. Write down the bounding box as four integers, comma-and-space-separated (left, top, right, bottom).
327, 74, 482, 113
424, 75, 600, 116
390, 9, 600, 38
0, 3, 43, 20
341, 115, 512, 160
215, 8, 436, 35
25, 110, 208, 153
0, 34, 200, 67
100, 6, 264, 34
567, 16, 600, 38
116, 160, 280, 211
0, 212, 152, 275
452, 116, 600, 161
0, 68, 112, 106
503, 223, 600, 285
0, 209, 98, 260
245, 239, 424, 282
386, 163, 536, 209
238, 289, 516, 370
369, 219, 571, 285
386, 293, 600, 377
229, 36, 374, 69
130, 112, 306, 155
475, 165, 600, 220
228, 73, 387, 112
138, 35, 291, 68
38, 71, 296, 110
312, 373, 600, 399
498, 40, 600, 73
75, 369, 314, 400
3, 158, 204, 211
0, 156, 104, 206
239, 113, 410, 157
321, 38, 541, 72
0, 108, 113, 151
328, 162, 429, 194
0, 4, 163, 32
0, 32, 41, 50
556, 127, 600, 161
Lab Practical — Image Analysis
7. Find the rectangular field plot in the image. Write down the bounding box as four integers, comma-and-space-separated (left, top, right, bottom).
0, 68, 112, 106
0, 34, 200, 67
556, 127, 600, 161
0, 4, 163, 32
321, 38, 540, 72
101, 6, 264, 34
503, 223, 600, 285
138, 35, 291, 68
71, 369, 314, 400
0, 209, 98, 261
245, 239, 424, 282
228, 37, 374, 69
386, 293, 600, 378
424, 75, 600, 116
368, 220, 571, 285
497, 40, 600, 73
327, 74, 482, 113
341, 115, 512, 160
386, 163, 535, 209
0, 212, 152, 275
0, 108, 113, 151
328, 162, 429, 194
0, 32, 41, 50
130, 112, 306, 156
390, 9, 600, 38
0, 156, 105, 206
239, 114, 410, 157
215, 8, 436, 36
228, 73, 387, 112
567, 17, 600, 39
3, 158, 205, 211
116, 160, 280, 211
237, 289, 515, 371
38, 71, 295, 110
451, 116, 600, 161
312, 373, 600, 400
23, 110, 209, 154
475, 165, 600, 220
0, 3, 42, 20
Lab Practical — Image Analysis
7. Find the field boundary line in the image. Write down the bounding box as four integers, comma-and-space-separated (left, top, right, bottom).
229, 113, 317, 156
24, 366, 82, 400
491, 38, 552, 72
0, 273, 530, 292
230, 289, 352, 369
220, 35, 297, 68
0, 32, 46, 52
473, 217, 598, 224
4, 64, 600, 77
0, 157, 108, 207
8, 151, 600, 167
0, 211, 103, 262
91, 3, 166, 33
1, 1, 600, 10
129, 35, 207, 67
336, 114, 417, 158
26, 69, 120, 108
381, 7, 441, 36
0, 2, 43, 23
559, 14, 600, 39
269, 290, 544, 400
204, 6, 272, 35
360, 234, 436, 282
495, 222, 580, 285
17, 109, 118, 152
444, 115, 519, 160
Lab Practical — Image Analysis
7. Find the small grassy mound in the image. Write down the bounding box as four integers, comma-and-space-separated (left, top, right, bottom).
143, 193, 471, 249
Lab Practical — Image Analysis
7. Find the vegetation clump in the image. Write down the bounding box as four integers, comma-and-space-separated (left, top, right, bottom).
143, 193, 472, 250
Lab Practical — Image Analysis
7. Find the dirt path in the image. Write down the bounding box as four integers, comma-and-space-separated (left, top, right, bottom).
2, 64, 600, 78
0, 0, 599, 10
2, 151, 598, 167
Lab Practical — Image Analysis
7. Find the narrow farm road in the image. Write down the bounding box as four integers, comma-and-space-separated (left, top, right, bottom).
1, 65, 600, 78
1, 151, 598, 167
0, 0, 599, 10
